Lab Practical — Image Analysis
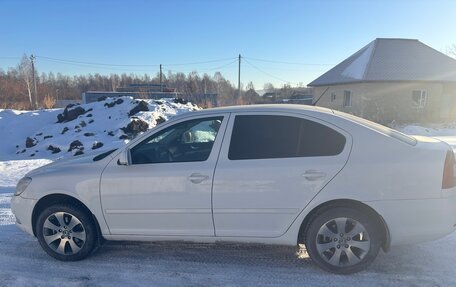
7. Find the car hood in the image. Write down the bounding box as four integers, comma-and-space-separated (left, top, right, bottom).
25, 151, 113, 177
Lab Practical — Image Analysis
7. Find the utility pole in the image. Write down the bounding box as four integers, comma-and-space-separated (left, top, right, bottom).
30, 55, 38, 109
238, 54, 241, 104
159, 64, 163, 92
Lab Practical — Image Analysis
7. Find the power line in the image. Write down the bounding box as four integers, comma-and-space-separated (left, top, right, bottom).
4, 55, 330, 73
33, 56, 238, 75
3, 55, 331, 68
163, 57, 237, 67
243, 58, 297, 85
36, 57, 159, 72
163, 59, 238, 74
241, 65, 328, 72
205, 59, 238, 72
244, 56, 334, 66
2, 54, 318, 85
36, 55, 159, 67
36, 55, 237, 68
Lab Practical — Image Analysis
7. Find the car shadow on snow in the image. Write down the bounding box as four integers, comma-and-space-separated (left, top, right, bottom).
91, 239, 414, 274
96, 240, 314, 268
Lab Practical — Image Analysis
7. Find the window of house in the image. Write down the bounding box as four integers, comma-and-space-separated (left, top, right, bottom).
331, 92, 336, 102
130, 117, 223, 164
343, 90, 352, 107
228, 115, 346, 160
412, 90, 427, 108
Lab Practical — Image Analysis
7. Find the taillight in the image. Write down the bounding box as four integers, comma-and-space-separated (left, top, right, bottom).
442, 150, 456, 189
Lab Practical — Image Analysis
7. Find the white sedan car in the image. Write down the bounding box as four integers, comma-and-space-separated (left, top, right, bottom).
11, 104, 456, 274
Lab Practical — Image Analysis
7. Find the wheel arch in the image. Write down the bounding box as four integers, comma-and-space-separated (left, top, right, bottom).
298, 199, 391, 252
31, 193, 103, 244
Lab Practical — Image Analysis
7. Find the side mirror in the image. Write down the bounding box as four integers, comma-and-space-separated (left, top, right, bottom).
117, 149, 129, 166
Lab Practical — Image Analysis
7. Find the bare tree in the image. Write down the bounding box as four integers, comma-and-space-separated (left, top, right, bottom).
42, 94, 56, 109
17, 54, 33, 107
246, 81, 255, 91
2, 57, 241, 109
263, 82, 275, 92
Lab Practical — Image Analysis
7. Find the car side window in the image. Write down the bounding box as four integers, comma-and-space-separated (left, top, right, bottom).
131, 117, 223, 164
228, 115, 346, 160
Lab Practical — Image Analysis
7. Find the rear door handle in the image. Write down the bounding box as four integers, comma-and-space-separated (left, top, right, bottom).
302, 170, 326, 181
188, 173, 210, 184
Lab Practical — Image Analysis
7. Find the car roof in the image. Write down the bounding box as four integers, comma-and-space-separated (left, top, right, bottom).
189, 104, 334, 116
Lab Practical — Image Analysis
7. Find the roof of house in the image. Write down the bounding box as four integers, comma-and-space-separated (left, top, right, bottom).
308, 38, 456, 86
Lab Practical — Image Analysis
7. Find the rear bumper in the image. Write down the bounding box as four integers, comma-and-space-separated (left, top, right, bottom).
11, 195, 36, 236
367, 190, 456, 247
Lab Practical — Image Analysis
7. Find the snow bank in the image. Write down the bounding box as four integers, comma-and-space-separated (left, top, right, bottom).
0, 159, 52, 187
397, 123, 456, 137
0, 97, 198, 161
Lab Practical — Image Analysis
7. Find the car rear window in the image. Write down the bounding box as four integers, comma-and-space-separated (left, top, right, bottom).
228, 115, 346, 160
334, 111, 417, 146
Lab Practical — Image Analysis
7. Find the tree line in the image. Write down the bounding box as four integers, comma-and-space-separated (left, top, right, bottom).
0, 55, 269, 110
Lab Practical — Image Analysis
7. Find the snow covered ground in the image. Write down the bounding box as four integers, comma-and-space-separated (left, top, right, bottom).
2, 106, 456, 286
397, 124, 456, 150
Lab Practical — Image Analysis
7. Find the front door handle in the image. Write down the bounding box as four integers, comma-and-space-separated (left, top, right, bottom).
302, 170, 326, 181
188, 173, 210, 184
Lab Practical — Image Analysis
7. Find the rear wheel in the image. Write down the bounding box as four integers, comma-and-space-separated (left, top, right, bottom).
36, 203, 97, 261
304, 207, 381, 274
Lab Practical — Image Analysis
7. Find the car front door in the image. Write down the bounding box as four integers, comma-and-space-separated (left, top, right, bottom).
212, 112, 351, 238
100, 114, 228, 236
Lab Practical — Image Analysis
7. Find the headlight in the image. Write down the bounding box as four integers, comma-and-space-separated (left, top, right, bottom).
15, 177, 32, 196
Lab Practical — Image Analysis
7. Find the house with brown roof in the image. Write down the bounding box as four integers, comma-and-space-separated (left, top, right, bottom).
309, 38, 456, 124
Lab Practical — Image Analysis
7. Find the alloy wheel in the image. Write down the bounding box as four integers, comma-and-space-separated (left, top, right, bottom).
42, 212, 86, 255
315, 217, 370, 267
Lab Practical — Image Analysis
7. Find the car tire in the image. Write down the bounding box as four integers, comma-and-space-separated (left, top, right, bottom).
36, 203, 97, 261
304, 206, 381, 274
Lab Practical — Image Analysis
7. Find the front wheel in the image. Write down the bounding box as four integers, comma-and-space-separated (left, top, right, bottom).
36, 203, 97, 261
304, 207, 381, 274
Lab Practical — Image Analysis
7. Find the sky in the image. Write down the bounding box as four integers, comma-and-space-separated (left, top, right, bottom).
1, 0, 455, 90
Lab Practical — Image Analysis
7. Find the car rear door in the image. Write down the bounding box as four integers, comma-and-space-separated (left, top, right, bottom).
212, 111, 352, 238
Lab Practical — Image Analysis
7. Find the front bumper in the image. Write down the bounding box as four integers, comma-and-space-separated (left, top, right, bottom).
11, 195, 37, 236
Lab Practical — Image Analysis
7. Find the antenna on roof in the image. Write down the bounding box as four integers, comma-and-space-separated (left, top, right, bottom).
312, 87, 329, 106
